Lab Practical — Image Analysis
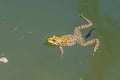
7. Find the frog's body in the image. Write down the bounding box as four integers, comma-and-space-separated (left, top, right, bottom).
48, 35, 76, 46
47, 14, 99, 58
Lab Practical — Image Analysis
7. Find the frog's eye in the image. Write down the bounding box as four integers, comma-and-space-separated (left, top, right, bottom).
53, 35, 56, 38
52, 39, 56, 42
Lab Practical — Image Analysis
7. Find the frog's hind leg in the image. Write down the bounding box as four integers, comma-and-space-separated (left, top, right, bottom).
80, 38, 99, 56
74, 14, 93, 46
80, 14, 93, 29
74, 15, 99, 56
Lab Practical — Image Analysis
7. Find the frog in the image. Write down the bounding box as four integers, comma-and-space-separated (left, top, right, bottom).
47, 14, 99, 58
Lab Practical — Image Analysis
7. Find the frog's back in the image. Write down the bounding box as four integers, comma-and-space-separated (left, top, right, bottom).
61, 35, 76, 46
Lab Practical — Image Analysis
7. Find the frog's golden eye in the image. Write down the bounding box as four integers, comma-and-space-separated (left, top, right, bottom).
53, 35, 56, 38
52, 39, 56, 42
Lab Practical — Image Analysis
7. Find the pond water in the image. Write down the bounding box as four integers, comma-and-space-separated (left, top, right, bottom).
0, 0, 120, 80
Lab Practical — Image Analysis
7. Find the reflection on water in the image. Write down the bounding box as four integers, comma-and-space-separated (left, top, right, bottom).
0, 57, 8, 63
0, 0, 120, 80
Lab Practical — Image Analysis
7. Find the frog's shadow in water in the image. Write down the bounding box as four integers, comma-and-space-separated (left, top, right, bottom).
85, 28, 96, 39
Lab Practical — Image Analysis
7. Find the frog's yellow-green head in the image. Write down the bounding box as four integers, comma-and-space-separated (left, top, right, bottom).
47, 35, 62, 46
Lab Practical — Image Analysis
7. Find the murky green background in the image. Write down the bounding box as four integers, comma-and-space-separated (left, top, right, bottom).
0, 0, 120, 80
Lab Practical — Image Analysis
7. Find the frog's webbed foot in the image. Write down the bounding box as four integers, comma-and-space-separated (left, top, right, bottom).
59, 46, 64, 58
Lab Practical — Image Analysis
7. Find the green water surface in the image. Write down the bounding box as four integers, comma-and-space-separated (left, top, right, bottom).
0, 0, 120, 80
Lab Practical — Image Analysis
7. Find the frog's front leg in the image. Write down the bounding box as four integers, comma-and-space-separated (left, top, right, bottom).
59, 46, 64, 58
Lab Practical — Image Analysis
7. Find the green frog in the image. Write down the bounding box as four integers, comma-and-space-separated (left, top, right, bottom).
47, 14, 99, 58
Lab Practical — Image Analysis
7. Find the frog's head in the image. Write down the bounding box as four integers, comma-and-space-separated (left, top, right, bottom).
47, 35, 62, 46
